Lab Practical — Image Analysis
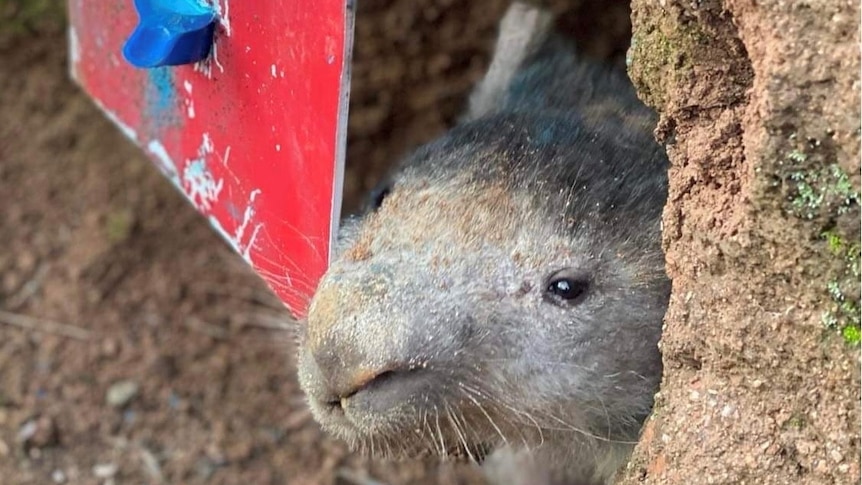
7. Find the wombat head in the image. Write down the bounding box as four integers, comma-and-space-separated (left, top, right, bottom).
296, 3, 670, 482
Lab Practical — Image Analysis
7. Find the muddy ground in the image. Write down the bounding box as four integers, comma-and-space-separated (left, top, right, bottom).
0, 1, 631, 484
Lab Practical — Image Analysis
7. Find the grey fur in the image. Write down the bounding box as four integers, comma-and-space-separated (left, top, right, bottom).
296, 3, 670, 484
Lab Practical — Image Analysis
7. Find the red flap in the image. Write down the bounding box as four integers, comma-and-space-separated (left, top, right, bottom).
68, 0, 354, 318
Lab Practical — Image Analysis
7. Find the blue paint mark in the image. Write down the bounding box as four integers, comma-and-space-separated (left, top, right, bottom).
145, 66, 179, 128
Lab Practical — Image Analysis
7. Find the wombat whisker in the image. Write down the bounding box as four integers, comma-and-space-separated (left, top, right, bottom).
420, 409, 438, 457
253, 267, 316, 297
596, 393, 613, 442
246, 252, 307, 281
445, 403, 475, 462
483, 357, 596, 373
432, 406, 445, 457
458, 385, 510, 448
254, 223, 327, 268
462, 378, 631, 445
481, 394, 545, 449
383, 436, 393, 459
248, 276, 313, 308
530, 410, 638, 445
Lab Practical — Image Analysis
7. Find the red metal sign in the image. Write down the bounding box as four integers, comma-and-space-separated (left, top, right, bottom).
67, 1, 354, 318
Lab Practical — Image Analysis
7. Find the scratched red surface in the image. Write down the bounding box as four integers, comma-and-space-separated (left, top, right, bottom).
67, 1, 353, 318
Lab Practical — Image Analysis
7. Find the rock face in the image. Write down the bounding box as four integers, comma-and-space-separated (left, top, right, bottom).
621, 1, 860, 484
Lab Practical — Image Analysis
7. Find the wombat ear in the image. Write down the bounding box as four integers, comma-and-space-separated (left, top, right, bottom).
463, 2, 555, 122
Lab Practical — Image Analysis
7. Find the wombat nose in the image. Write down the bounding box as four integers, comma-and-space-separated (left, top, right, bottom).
301, 344, 433, 422
324, 362, 398, 402
299, 341, 431, 423
300, 269, 418, 412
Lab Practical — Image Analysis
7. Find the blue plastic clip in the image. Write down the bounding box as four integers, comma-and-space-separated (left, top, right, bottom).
123, 0, 218, 68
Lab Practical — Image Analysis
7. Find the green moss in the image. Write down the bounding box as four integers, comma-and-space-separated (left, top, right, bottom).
788, 141, 862, 347
785, 414, 806, 430
627, 16, 706, 110
788, 163, 860, 220
788, 150, 807, 163
842, 325, 861, 346
818, 230, 861, 346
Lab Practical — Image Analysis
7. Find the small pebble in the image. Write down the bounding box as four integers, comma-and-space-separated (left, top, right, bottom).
52, 469, 67, 483
106, 380, 139, 407
93, 463, 118, 479
795, 440, 817, 456
16, 420, 37, 442
814, 459, 830, 474
101, 338, 120, 358
17, 416, 58, 448
829, 449, 843, 463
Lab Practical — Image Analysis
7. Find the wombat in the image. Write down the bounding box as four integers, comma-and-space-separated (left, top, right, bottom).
296, 3, 671, 484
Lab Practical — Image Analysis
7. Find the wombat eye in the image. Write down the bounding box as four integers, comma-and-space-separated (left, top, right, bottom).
544, 269, 590, 305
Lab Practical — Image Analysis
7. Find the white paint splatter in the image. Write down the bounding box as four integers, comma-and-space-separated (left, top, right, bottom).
212, 42, 225, 73
182, 80, 195, 118
193, 58, 213, 78
208, 216, 239, 253
192, 42, 223, 79
201, 132, 215, 153
92, 99, 137, 141
235, 189, 263, 260
223, 146, 232, 168
146, 140, 179, 182
68, 27, 80, 65
183, 160, 223, 211
214, 0, 232, 37
271, 64, 277, 78
145, 133, 261, 267
206, 189, 263, 264
181, 134, 230, 211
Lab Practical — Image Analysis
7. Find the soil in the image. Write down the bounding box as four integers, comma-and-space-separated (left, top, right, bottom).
0, 1, 633, 485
